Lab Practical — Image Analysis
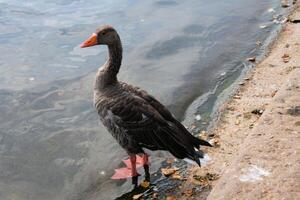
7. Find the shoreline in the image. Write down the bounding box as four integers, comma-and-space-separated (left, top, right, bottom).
175, 1, 300, 199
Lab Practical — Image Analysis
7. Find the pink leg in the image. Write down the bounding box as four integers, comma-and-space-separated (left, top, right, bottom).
130, 154, 140, 187
111, 154, 148, 182
142, 153, 149, 165
129, 155, 139, 176
122, 155, 143, 168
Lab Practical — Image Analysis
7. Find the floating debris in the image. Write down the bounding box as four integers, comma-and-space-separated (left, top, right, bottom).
99, 170, 106, 175
29, 77, 35, 81
195, 114, 201, 121
259, 25, 267, 29
220, 71, 226, 76
267, 8, 275, 13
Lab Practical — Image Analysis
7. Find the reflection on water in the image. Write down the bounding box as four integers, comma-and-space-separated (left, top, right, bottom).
0, 0, 285, 199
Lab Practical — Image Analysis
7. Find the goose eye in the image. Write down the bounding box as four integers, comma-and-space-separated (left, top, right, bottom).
102, 31, 107, 35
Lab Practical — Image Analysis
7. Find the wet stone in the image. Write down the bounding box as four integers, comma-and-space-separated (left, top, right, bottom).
281, 0, 289, 8
247, 57, 256, 62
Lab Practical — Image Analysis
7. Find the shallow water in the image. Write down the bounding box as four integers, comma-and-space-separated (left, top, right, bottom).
0, 0, 286, 199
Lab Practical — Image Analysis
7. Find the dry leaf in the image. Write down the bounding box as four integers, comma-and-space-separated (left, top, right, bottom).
133, 193, 143, 200
183, 189, 194, 197
193, 173, 219, 183
166, 158, 175, 164
161, 167, 178, 176
152, 193, 158, 199
171, 173, 182, 180
166, 196, 176, 200
140, 180, 150, 188
282, 53, 290, 63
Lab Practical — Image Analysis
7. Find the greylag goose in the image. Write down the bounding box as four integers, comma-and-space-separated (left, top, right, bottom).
80, 25, 212, 187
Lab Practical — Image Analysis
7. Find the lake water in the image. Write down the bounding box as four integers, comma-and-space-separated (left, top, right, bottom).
0, 0, 287, 199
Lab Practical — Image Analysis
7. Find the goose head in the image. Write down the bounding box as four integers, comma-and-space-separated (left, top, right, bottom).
80, 25, 119, 48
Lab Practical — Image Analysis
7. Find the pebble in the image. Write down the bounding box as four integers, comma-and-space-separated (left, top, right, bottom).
256, 41, 262, 46
195, 114, 201, 121
281, 0, 289, 8
247, 57, 256, 62
282, 53, 290, 63
233, 95, 241, 99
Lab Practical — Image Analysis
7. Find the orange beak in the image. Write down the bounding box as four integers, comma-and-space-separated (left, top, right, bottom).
80, 33, 98, 48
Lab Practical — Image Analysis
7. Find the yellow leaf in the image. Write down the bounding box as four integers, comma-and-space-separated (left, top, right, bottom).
133, 193, 143, 200
140, 180, 150, 188
166, 196, 176, 200
161, 167, 178, 176
171, 172, 182, 180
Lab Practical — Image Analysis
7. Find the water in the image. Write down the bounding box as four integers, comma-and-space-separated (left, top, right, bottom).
0, 0, 286, 199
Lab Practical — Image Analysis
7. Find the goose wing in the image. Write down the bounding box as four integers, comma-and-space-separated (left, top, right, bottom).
120, 83, 212, 148
101, 83, 211, 161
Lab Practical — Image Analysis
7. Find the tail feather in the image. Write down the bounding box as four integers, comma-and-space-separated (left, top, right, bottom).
191, 136, 213, 147
159, 125, 210, 166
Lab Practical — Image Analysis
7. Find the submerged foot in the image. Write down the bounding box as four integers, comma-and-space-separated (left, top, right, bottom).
111, 154, 150, 183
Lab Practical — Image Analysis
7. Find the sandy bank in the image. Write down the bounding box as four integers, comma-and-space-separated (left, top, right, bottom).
176, 2, 300, 200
